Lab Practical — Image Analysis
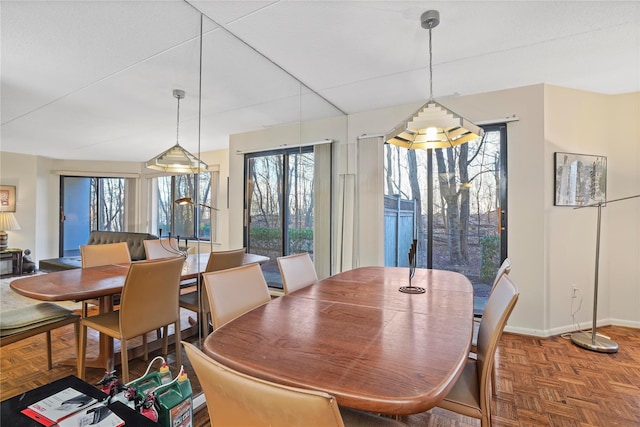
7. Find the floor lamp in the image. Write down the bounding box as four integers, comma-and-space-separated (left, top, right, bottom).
570, 194, 640, 353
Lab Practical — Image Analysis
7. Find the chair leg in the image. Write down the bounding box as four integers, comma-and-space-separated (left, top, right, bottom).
121, 339, 129, 384
73, 319, 80, 359
142, 333, 149, 362
45, 330, 53, 370
491, 363, 497, 396
162, 326, 169, 357
200, 310, 208, 338
174, 321, 182, 369
78, 323, 87, 379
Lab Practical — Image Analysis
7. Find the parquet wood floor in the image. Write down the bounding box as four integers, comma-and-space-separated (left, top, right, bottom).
1, 324, 639, 426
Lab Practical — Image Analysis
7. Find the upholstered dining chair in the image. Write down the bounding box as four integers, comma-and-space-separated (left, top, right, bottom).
436, 274, 519, 427
79, 242, 132, 317
78, 257, 184, 383
179, 248, 246, 335
182, 341, 407, 427
470, 257, 511, 393
80, 241, 131, 268
202, 262, 271, 329
276, 252, 318, 294
143, 238, 182, 259
144, 238, 187, 341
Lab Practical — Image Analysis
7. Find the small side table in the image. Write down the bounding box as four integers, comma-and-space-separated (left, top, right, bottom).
0, 248, 23, 278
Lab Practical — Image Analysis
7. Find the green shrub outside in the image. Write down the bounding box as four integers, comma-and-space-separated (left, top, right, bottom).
480, 235, 500, 283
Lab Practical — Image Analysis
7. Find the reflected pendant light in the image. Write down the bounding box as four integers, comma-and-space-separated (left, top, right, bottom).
146, 89, 208, 174
386, 10, 484, 149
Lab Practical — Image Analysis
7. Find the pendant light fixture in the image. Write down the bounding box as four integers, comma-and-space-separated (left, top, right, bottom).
146, 89, 208, 174
386, 10, 484, 149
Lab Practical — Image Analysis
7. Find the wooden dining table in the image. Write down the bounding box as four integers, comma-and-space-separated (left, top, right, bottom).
10, 252, 268, 370
202, 266, 474, 415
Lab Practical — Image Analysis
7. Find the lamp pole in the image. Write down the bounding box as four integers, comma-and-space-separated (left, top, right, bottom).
570, 194, 640, 353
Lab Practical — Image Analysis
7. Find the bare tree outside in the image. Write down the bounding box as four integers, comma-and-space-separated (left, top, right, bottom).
384, 129, 504, 314
90, 178, 124, 232
157, 173, 212, 240
246, 149, 315, 286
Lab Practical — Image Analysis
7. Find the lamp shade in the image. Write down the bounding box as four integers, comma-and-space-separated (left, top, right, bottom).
174, 197, 218, 211
146, 144, 208, 174
0, 212, 21, 231
386, 10, 484, 150
386, 101, 484, 149
146, 89, 208, 174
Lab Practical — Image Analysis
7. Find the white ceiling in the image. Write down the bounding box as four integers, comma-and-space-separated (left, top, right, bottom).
1, 1, 639, 162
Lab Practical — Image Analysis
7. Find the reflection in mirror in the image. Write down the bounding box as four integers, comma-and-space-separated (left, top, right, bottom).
180, 8, 346, 412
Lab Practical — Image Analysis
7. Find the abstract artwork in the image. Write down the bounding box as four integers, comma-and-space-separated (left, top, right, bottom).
554, 152, 606, 206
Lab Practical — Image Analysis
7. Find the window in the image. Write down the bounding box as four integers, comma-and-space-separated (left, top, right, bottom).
244, 143, 332, 287
383, 124, 507, 315
60, 176, 126, 256
157, 172, 215, 241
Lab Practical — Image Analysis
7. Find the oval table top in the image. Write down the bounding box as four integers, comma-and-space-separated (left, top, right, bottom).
10, 252, 269, 301
203, 266, 473, 415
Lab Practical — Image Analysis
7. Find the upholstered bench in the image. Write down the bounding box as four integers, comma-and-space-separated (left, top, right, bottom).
39, 231, 158, 272
0, 302, 79, 369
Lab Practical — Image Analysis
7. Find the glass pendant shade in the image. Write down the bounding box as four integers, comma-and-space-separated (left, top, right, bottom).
386, 10, 483, 149
386, 101, 484, 149
146, 143, 208, 174
146, 89, 208, 174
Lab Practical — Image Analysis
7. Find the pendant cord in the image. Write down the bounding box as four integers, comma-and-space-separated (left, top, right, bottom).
428, 27, 434, 102
176, 96, 181, 146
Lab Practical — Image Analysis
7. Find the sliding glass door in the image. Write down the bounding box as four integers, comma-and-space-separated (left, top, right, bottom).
244, 145, 328, 288
59, 176, 125, 256
384, 124, 508, 315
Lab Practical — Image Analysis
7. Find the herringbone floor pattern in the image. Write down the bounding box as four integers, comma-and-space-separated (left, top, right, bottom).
1, 324, 638, 426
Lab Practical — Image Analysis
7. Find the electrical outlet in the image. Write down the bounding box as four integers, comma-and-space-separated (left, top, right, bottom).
571, 285, 579, 298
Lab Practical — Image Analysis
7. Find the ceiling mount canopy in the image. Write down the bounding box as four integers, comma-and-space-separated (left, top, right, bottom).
146, 89, 208, 174
386, 10, 483, 150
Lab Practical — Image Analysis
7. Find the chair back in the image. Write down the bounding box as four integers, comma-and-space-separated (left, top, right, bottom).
182, 342, 345, 427
144, 238, 182, 259
277, 252, 318, 294
203, 263, 271, 329
490, 258, 512, 292
205, 248, 246, 272
119, 257, 184, 339
80, 242, 131, 268
476, 274, 519, 414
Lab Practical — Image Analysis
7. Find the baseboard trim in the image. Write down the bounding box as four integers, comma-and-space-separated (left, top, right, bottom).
505, 318, 640, 338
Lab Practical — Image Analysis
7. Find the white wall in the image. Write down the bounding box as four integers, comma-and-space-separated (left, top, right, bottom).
1, 84, 638, 336
0, 152, 50, 259
228, 84, 639, 336
544, 88, 640, 332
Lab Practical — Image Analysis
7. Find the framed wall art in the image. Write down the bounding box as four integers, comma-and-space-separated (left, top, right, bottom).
554, 152, 606, 206
0, 185, 17, 212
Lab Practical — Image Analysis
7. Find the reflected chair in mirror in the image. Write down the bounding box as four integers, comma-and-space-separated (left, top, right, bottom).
78, 257, 184, 383
179, 248, 246, 335
143, 238, 183, 260
80, 242, 132, 318
144, 238, 185, 341
471, 257, 511, 394
436, 274, 519, 427
276, 252, 318, 294
202, 262, 271, 329
182, 341, 408, 427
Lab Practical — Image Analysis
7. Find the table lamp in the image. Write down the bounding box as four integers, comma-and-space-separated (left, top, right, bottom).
0, 212, 21, 251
